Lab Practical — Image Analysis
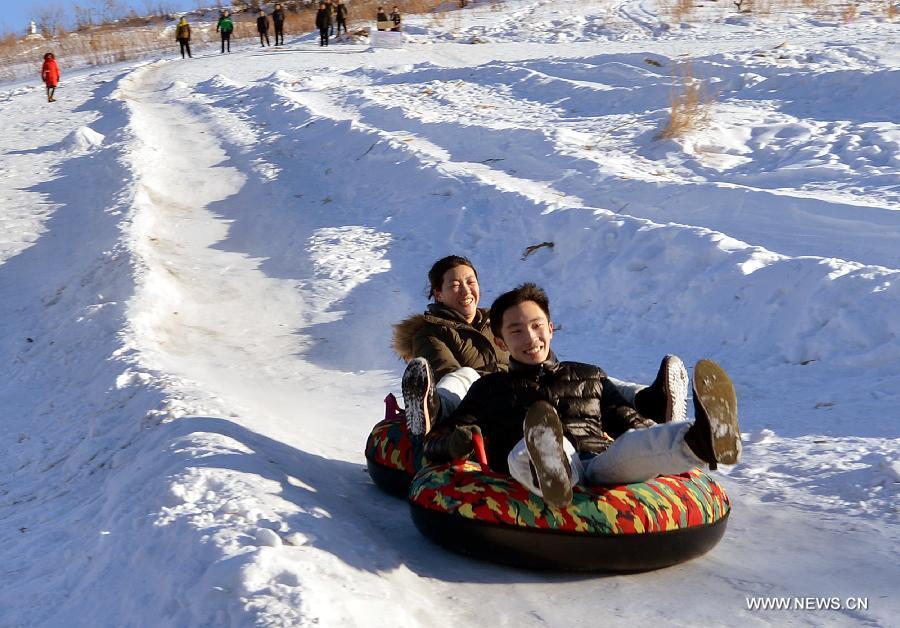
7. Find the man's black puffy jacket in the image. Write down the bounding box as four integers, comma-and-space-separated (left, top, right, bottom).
425, 353, 653, 473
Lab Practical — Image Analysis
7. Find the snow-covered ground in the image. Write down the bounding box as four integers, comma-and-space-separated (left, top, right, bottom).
1, 1, 897, 625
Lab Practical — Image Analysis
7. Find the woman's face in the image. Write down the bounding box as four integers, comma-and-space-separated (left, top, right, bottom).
434, 265, 479, 323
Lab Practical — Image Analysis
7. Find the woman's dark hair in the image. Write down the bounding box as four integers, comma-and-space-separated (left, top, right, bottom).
489, 283, 550, 338
427, 255, 478, 300
44, 52, 55, 60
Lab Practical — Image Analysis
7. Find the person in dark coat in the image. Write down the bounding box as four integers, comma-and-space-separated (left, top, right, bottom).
394, 256, 507, 382
256, 10, 270, 47
272, 3, 286, 45
325, 0, 336, 36
315, 2, 331, 46
423, 283, 742, 508
376, 6, 388, 30
390, 5, 401, 31
175, 16, 192, 59
394, 256, 507, 431
335, 0, 349, 36
41, 52, 60, 102
216, 10, 234, 53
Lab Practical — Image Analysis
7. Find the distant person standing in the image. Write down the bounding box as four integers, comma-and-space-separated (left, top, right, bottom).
256, 9, 270, 47
376, 6, 388, 30
335, 0, 349, 36
272, 3, 286, 46
315, 2, 331, 47
217, 10, 234, 53
326, 0, 336, 37
390, 5, 402, 31
175, 16, 192, 59
41, 52, 60, 103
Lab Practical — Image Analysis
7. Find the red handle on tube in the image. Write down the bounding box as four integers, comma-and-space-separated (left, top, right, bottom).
384, 393, 401, 422
472, 431, 488, 467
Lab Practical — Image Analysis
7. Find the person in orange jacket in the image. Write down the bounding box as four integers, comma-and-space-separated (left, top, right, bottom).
41, 52, 60, 103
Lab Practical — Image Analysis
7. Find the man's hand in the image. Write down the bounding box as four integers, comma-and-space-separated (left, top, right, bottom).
448, 425, 481, 460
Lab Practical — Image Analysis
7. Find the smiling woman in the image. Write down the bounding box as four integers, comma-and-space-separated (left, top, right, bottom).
392, 255, 509, 432
431, 258, 480, 324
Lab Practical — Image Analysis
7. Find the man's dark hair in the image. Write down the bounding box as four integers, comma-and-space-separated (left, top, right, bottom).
427, 255, 478, 300
489, 283, 551, 338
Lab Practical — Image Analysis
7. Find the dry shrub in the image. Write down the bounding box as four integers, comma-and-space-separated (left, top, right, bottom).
669, 0, 695, 22
888, 2, 899, 18
753, 0, 774, 15
657, 64, 712, 140
283, 10, 315, 32
0, 31, 17, 50
76, 29, 160, 66
405, 0, 447, 13
430, 9, 447, 27
733, 0, 774, 15
841, 3, 858, 21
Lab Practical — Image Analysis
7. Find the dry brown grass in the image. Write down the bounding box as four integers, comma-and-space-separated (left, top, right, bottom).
841, 3, 858, 20
667, 0, 696, 22
657, 64, 713, 140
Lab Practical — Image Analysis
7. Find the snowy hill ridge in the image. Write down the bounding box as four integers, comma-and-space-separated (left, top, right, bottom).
1, 1, 897, 625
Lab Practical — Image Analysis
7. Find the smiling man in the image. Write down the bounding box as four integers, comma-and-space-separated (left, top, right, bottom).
424, 283, 742, 508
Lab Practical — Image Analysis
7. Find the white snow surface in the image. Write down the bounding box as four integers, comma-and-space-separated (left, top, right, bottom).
1, 1, 898, 625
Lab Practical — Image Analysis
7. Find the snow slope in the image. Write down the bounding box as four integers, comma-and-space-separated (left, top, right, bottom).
1, 1, 897, 625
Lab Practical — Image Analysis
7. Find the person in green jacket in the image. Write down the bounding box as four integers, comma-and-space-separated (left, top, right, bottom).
216, 10, 234, 54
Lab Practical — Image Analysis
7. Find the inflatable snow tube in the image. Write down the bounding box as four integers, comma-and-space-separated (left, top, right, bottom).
364, 394, 417, 497
409, 461, 731, 572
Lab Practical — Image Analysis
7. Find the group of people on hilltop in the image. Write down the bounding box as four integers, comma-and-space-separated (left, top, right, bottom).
376, 6, 402, 31
262, 3, 288, 46
177, 2, 404, 57
178, 2, 356, 53
40, 1, 404, 101
177, 3, 289, 56
315, 1, 350, 46
394, 255, 743, 509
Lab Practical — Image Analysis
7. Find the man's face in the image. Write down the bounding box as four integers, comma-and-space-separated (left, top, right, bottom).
496, 300, 553, 365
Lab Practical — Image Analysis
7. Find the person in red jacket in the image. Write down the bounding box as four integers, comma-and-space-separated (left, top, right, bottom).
41, 52, 60, 103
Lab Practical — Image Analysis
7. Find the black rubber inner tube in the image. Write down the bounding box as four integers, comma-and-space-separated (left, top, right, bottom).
410, 503, 729, 572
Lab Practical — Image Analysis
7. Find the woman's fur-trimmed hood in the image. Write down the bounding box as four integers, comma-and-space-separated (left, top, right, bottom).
392, 313, 428, 361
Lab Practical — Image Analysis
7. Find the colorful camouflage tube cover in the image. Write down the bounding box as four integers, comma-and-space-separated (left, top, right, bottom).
408, 461, 731, 572
364, 394, 417, 497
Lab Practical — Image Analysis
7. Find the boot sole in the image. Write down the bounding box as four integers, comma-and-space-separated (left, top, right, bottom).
524, 401, 573, 509
402, 360, 432, 437
663, 355, 689, 423
693, 359, 741, 466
